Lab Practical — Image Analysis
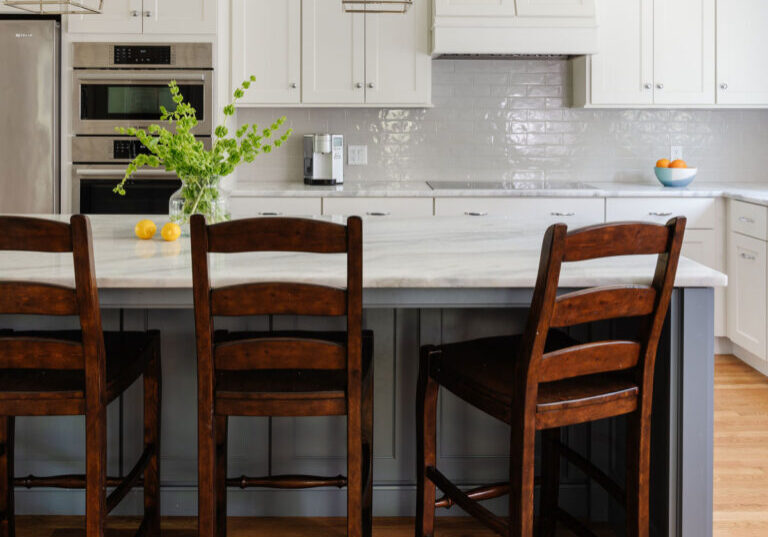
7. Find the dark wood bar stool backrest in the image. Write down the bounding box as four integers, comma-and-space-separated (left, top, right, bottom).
0, 215, 105, 395
518, 218, 686, 414
190, 215, 363, 374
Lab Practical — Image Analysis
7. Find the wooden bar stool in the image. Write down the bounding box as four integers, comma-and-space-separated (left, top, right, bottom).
190, 215, 373, 537
416, 218, 686, 537
0, 215, 162, 537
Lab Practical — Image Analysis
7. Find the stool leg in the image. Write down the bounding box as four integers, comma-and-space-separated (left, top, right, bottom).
539, 428, 561, 537
347, 393, 363, 537
0, 417, 15, 537
85, 405, 107, 537
143, 340, 162, 536
626, 411, 651, 537
509, 417, 536, 537
215, 416, 228, 537
416, 349, 439, 537
362, 373, 374, 537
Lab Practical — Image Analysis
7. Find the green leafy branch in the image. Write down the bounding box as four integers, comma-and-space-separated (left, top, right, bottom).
113, 76, 293, 196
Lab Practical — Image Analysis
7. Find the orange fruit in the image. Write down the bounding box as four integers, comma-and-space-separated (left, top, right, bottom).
669, 159, 687, 169
656, 158, 671, 168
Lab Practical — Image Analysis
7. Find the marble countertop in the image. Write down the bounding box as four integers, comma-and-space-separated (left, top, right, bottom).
231, 180, 768, 205
0, 215, 727, 290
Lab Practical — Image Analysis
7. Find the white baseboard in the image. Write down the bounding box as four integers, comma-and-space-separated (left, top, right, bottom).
731, 342, 768, 376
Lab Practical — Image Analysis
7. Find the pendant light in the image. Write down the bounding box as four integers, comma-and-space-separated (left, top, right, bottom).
342, 0, 412, 14
3, 0, 103, 14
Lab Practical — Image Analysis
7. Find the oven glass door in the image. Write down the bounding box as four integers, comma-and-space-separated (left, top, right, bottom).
74, 71, 211, 135
79, 176, 181, 215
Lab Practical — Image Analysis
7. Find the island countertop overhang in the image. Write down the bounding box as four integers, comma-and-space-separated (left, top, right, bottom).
0, 215, 728, 292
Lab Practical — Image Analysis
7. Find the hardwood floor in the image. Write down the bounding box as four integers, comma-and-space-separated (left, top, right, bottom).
12, 354, 768, 537
714, 354, 768, 537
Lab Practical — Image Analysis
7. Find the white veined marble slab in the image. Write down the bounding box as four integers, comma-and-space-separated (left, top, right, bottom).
0, 215, 727, 289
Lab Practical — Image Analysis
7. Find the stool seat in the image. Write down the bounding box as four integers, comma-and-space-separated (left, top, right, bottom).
431, 332, 639, 427
0, 331, 157, 407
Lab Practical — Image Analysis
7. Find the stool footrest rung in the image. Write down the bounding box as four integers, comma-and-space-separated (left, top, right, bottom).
556, 507, 601, 537
555, 440, 626, 503
226, 474, 347, 489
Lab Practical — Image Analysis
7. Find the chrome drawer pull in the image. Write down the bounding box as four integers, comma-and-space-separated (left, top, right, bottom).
366, 211, 391, 216
738, 216, 756, 224
465, 211, 488, 217
740, 253, 757, 261
648, 212, 673, 217
550, 212, 575, 217
258, 212, 283, 216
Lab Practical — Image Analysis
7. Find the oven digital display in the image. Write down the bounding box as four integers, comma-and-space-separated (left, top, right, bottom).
80, 84, 205, 121
114, 45, 171, 65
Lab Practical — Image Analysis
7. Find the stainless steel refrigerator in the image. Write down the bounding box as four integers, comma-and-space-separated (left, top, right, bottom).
0, 18, 60, 213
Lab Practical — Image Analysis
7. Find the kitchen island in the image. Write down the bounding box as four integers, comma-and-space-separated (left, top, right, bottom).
0, 215, 726, 537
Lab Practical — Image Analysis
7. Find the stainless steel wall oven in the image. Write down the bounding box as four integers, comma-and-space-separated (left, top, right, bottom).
72, 42, 213, 214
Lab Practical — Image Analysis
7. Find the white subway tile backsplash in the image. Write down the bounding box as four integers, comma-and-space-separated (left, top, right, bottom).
235, 59, 768, 186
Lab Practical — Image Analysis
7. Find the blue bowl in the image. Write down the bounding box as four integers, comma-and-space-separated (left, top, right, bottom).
654, 167, 697, 187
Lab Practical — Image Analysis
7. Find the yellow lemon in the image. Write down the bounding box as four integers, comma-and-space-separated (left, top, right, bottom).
161, 222, 182, 242
135, 219, 157, 240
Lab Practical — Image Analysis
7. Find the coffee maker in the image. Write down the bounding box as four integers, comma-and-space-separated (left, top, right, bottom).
303, 134, 344, 185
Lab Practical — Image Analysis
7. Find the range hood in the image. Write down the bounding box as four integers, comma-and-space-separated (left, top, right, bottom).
432, 3, 599, 57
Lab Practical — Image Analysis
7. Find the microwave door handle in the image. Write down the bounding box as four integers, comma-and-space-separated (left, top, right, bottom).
76, 73, 206, 82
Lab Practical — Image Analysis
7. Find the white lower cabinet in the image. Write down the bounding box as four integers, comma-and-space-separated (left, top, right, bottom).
434, 198, 605, 228
322, 197, 433, 217
229, 197, 322, 218
727, 232, 767, 360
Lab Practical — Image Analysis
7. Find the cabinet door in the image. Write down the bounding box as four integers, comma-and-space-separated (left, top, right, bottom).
231, 0, 301, 105
653, 0, 715, 105
142, 0, 216, 35
516, 0, 594, 17
434, 0, 516, 17
229, 197, 322, 219
302, 0, 365, 104
716, 0, 768, 105
727, 233, 767, 359
365, 0, 431, 105
590, 0, 653, 105
67, 0, 142, 34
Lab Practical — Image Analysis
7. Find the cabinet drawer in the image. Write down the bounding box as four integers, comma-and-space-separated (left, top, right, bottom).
730, 200, 768, 241
229, 197, 322, 218
434, 198, 604, 228
605, 198, 716, 229
322, 197, 433, 217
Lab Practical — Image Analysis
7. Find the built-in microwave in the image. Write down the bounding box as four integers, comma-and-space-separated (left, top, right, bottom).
72, 43, 213, 136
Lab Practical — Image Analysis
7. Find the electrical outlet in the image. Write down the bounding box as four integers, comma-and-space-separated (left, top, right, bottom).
671, 146, 684, 161
348, 145, 368, 166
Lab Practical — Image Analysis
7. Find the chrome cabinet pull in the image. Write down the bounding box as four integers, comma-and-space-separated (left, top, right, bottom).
366, 211, 391, 216
740, 252, 757, 261
131, 10, 140, 16
550, 212, 575, 217
644, 83, 652, 90
355, 82, 363, 89
144, 10, 152, 17
289, 83, 297, 89
720, 83, 728, 90
656, 83, 664, 90
648, 211, 673, 217
368, 82, 375, 89
738, 216, 755, 224
465, 211, 488, 217
258, 211, 283, 216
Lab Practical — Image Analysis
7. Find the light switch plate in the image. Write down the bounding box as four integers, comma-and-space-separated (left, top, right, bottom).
671, 146, 684, 161
348, 145, 368, 166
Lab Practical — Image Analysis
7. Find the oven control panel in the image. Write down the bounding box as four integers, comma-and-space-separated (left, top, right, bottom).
113, 45, 171, 65
114, 140, 151, 160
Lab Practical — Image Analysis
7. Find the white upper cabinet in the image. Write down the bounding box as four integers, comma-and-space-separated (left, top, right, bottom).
717, 0, 768, 105
516, 0, 594, 17
589, 0, 653, 105
365, 0, 431, 105
142, 0, 216, 34
302, 0, 365, 104
68, 0, 143, 34
68, 0, 215, 34
653, 0, 714, 105
575, 0, 721, 107
434, 0, 517, 17
231, 0, 301, 104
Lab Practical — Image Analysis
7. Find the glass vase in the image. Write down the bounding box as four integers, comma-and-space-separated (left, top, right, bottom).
168, 175, 230, 229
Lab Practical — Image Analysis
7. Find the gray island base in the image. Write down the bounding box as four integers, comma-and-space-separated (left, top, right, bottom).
0, 216, 725, 537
